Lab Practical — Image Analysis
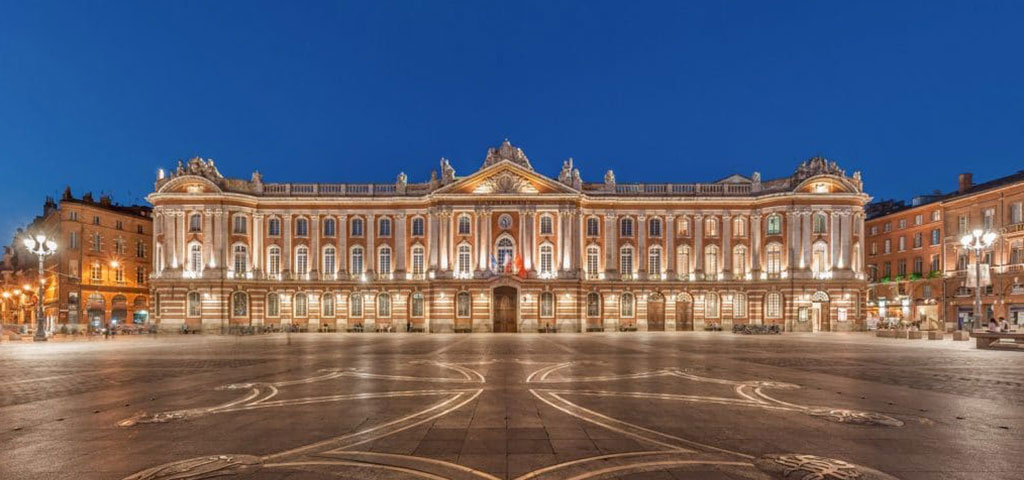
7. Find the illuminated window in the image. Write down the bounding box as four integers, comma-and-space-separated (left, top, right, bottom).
705, 292, 720, 318
322, 294, 335, 317
456, 292, 470, 318
540, 292, 554, 317
232, 292, 248, 317
294, 293, 307, 317
267, 293, 280, 317
620, 293, 634, 317
586, 292, 600, 317
378, 293, 391, 317
187, 291, 201, 317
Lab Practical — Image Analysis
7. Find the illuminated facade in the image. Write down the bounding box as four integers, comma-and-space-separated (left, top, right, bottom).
148, 142, 869, 333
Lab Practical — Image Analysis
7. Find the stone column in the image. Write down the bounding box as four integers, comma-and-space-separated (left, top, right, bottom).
830, 211, 840, 270
476, 208, 486, 272
751, 214, 762, 274
482, 209, 492, 272
525, 208, 535, 271
338, 215, 348, 276
694, 214, 704, 278
428, 209, 439, 272
604, 213, 617, 276
282, 214, 292, 275
573, 209, 583, 274
311, 215, 320, 276
722, 214, 732, 280
787, 212, 798, 271
175, 211, 185, 270
637, 215, 647, 277
396, 213, 407, 275
666, 215, 676, 277
202, 210, 214, 269
366, 213, 376, 274
802, 212, 812, 270
840, 211, 853, 270
253, 214, 263, 272
438, 210, 448, 272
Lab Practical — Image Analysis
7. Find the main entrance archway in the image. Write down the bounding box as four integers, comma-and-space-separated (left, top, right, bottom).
493, 286, 518, 333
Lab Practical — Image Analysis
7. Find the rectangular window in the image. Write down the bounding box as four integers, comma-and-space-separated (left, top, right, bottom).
931, 210, 941, 222
233, 216, 246, 234
958, 215, 969, 234
69, 232, 79, 249
898, 219, 907, 229
897, 260, 906, 276
913, 233, 922, 248
884, 239, 891, 254
931, 229, 940, 245
983, 208, 995, 230
137, 241, 146, 258
70, 211, 78, 221
91, 233, 101, 252
116, 220, 123, 230
913, 257, 923, 275
870, 226, 877, 235
1011, 203, 1023, 225
883, 222, 891, 233
914, 214, 923, 226
69, 259, 79, 278
93, 216, 100, 226
91, 263, 102, 281
136, 266, 146, 284
931, 254, 940, 272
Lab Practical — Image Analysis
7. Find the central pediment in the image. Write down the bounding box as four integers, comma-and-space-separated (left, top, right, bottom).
434, 159, 578, 196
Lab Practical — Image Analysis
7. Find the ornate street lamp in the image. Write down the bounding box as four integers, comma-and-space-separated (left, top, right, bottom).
960, 229, 997, 331
23, 234, 57, 341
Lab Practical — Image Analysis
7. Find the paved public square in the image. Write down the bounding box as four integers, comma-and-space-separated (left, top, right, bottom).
0, 333, 1021, 479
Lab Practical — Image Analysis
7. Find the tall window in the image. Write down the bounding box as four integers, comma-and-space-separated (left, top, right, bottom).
679, 217, 690, 236
457, 244, 471, 274
539, 244, 554, 275
294, 293, 307, 317
811, 242, 828, 274
913, 257, 923, 275
678, 245, 691, 275
233, 215, 246, 234
456, 292, 470, 317
1011, 241, 1024, 265
705, 217, 718, 237
984, 208, 995, 230
187, 291, 201, 317
323, 246, 336, 275
267, 246, 281, 276
232, 292, 248, 317
268, 218, 281, 236
350, 293, 363, 317
410, 293, 424, 317
136, 266, 146, 284
295, 218, 309, 237
233, 245, 248, 274
648, 246, 662, 275
189, 243, 203, 273
1011, 203, 1023, 225
705, 292, 720, 318
379, 246, 392, 274
91, 262, 102, 281
957, 215, 968, 234
91, 232, 101, 252
898, 236, 906, 251
378, 293, 391, 317
766, 215, 781, 235
913, 232, 922, 248
189, 214, 202, 232
733, 245, 747, 277
496, 237, 514, 269
586, 292, 600, 317
539, 215, 554, 235
733, 217, 746, 237
323, 218, 336, 236
763, 292, 782, 320
540, 292, 554, 317
812, 213, 827, 234
766, 243, 782, 274
733, 293, 747, 317
114, 266, 124, 283
322, 294, 335, 317
136, 240, 145, 258
620, 218, 634, 237
619, 246, 633, 275
351, 218, 364, 236
379, 217, 392, 237
458, 215, 471, 235
412, 246, 425, 275
620, 293, 634, 317
931, 229, 940, 245
704, 245, 719, 277
70, 231, 79, 249
411, 217, 424, 237
648, 218, 662, 237
587, 246, 600, 276
295, 246, 309, 275
586, 217, 599, 237
267, 293, 280, 317
351, 246, 364, 274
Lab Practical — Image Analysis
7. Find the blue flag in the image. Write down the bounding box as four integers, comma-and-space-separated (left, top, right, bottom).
490, 254, 499, 272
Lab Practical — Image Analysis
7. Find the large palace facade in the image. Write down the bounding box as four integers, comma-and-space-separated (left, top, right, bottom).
148, 142, 870, 333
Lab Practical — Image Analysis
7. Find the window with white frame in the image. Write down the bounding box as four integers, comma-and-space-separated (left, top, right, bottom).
678, 245, 691, 275
232, 292, 248, 317
295, 246, 309, 275
496, 237, 514, 269
233, 215, 246, 234
540, 215, 553, 235
411, 217, 424, 237
89, 232, 100, 251
267, 246, 281, 276
323, 246, 336, 275
811, 242, 828, 273
914, 214, 923, 226
233, 245, 247, 274
620, 293, 634, 317
813, 213, 827, 234
189, 243, 203, 273
539, 244, 554, 275
410, 292, 424, 317
766, 215, 781, 235
69, 231, 79, 249
586, 217, 599, 237
378, 246, 391, 275
648, 218, 661, 237
91, 262, 102, 281
620, 246, 633, 275
351, 218, 364, 236
350, 293, 363, 317
931, 210, 941, 222
412, 246, 424, 275
136, 240, 145, 258
189, 213, 202, 232
931, 229, 940, 245
457, 244, 471, 275
765, 292, 782, 318
648, 246, 662, 275
351, 246, 364, 274
733, 217, 746, 237
187, 291, 201, 317
114, 266, 124, 283
379, 217, 392, 237
266, 293, 280, 317
137, 266, 145, 284
323, 218, 336, 237
766, 243, 782, 274
322, 294, 335, 316
704, 245, 719, 276
705, 217, 718, 236
268, 218, 281, 236
733, 245, 747, 277
456, 292, 470, 318
679, 217, 691, 236
705, 292, 720, 318
984, 208, 995, 230
587, 292, 600, 317
733, 293, 747, 317
1011, 203, 1023, 225
294, 293, 307, 317
586, 246, 599, 276
378, 293, 391, 317
540, 292, 554, 317
295, 218, 309, 237
620, 218, 634, 237
458, 215, 471, 235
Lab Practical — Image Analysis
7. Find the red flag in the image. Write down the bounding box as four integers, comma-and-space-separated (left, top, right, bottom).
515, 254, 527, 278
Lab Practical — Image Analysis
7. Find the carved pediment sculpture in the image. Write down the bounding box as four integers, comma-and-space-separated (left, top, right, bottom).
477, 172, 538, 194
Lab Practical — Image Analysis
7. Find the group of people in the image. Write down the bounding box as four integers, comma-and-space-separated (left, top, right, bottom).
988, 317, 1014, 333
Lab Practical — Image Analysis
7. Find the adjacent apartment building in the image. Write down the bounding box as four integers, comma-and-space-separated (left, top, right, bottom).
0, 189, 152, 333
147, 142, 870, 334
866, 171, 1024, 330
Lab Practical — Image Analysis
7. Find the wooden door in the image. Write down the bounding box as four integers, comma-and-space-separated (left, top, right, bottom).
648, 297, 665, 331
676, 300, 693, 331
493, 287, 517, 333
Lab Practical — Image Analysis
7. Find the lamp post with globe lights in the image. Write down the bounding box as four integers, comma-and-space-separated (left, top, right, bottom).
23, 234, 57, 341
960, 229, 997, 331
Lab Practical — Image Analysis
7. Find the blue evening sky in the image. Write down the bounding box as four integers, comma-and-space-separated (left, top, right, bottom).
1, 1, 1022, 242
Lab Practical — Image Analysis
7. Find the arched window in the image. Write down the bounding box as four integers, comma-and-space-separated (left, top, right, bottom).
496, 237, 514, 269
187, 291, 201, 317
766, 215, 781, 235
766, 243, 782, 274
813, 213, 827, 234
411, 217, 425, 237
458, 215, 471, 235
268, 218, 281, 236
648, 218, 662, 237
350, 293, 363, 317
733, 245, 747, 277
540, 292, 554, 317
189, 213, 202, 232
267, 293, 280, 317
295, 246, 309, 275
648, 246, 662, 275
411, 246, 425, 275
322, 294, 335, 317
456, 292, 470, 318
351, 218, 364, 236
233, 244, 248, 274
733, 217, 746, 237
188, 243, 203, 273
620, 293, 635, 317
294, 293, 308, 317
620, 218, 634, 237
323, 246, 336, 275
704, 245, 719, 277
620, 246, 634, 274
733, 293, 747, 317
378, 293, 391, 317
378, 217, 392, 237
705, 292, 720, 318
765, 292, 782, 318
265, 246, 281, 276
539, 244, 554, 275
705, 217, 718, 236
351, 246, 364, 275
540, 215, 554, 235
410, 292, 424, 317
586, 245, 600, 276
586, 217, 599, 237
323, 218, 336, 237
677, 245, 691, 276
457, 244, 472, 275
811, 241, 828, 274
295, 218, 309, 237
378, 246, 392, 274
232, 292, 248, 317
586, 292, 600, 317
